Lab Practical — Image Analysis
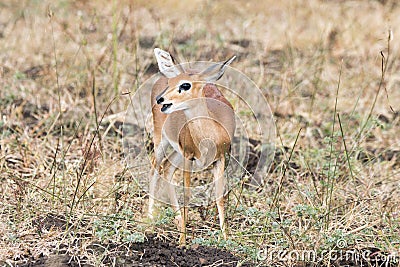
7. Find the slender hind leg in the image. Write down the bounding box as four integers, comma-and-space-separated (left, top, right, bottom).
212, 158, 227, 239
160, 152, 189, 244
179, 159, 192, 245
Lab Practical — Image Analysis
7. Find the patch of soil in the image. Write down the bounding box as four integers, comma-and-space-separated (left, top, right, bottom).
14, 235, 253, 267
32, 213, 68, 233
99, 235, 252, 267
23, 64, 50, 80
229, 39, 251, 48
357, 147, 400, 167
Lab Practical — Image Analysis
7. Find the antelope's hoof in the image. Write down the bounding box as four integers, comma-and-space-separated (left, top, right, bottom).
179, 233, 186, 246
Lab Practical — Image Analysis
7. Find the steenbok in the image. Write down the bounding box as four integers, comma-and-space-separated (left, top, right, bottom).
148, 48, 236, 244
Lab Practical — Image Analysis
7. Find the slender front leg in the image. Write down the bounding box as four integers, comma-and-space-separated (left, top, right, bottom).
161, 152, 188, 245
148, 138, 171, 219
180, 159, 192, 245
154, 138, 169, 167
212, 158, 227, 239
148, 166, 159, 219
160, 152, 181, 214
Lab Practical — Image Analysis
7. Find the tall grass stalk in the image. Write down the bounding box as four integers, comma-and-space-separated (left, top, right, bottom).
112, 0, 119, 96
325, 60, 342, 230
48, 6, 66, 211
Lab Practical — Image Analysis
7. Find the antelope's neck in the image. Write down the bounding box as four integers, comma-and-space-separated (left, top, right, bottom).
183, 98, 212, 140
183, 97, 209, 119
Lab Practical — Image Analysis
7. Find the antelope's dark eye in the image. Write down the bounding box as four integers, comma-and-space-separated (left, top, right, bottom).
179, 82, 191, 93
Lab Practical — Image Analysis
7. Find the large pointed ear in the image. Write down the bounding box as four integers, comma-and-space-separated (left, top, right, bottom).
154, 48, 182, 78
200, 55, 236, 82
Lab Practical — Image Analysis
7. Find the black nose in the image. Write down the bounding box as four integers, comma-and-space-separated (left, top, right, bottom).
156, 97, 164, 104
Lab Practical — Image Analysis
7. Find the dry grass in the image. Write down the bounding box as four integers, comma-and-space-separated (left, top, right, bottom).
1, 0, 399, 266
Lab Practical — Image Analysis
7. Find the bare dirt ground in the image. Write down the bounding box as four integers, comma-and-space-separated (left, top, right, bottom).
1, 0, 400, 266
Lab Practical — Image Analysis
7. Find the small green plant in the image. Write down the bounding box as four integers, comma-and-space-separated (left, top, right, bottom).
13, 71, 26, 80
93, 216, 145, 243
154, 207, 175, 226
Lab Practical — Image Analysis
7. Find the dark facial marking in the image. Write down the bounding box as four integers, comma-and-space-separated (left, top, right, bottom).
157, 97, 164, 104
155, 86, 169, 104
161, 103, 172, 112
178, 82, 191, 93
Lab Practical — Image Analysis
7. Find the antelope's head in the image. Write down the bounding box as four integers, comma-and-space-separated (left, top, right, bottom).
154, 48, 235, 114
